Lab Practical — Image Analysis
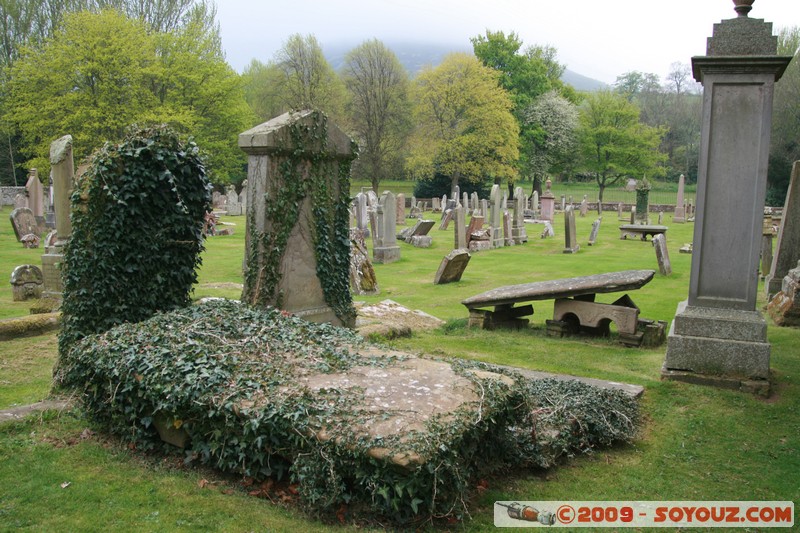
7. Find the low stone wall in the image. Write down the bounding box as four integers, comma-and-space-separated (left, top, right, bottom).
1, 187, 26, 206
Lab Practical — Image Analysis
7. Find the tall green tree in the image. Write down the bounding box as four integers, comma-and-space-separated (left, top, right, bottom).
407, 52, 519, 191
768, 26, 800, 206
471, 30, 573, 186
6, 8, 249, 184
342, 39, 411, 193
241, 59, 286, 123
578, 90, 666, 212
273, 34, 345, 121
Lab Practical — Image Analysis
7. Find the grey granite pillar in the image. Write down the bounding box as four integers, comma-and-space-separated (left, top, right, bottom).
663, 1, 793, 395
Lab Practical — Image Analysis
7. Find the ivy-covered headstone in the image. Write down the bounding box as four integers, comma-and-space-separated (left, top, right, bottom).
239, 110, 357, 327
57, 125, 211, 356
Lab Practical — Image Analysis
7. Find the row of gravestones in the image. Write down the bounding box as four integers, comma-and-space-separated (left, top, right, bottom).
211, 183, 247, 216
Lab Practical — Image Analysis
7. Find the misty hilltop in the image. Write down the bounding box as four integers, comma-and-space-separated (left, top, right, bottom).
324, 41, 608, 92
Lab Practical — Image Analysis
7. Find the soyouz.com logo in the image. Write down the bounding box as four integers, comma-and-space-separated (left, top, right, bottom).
493, 501, 794, 527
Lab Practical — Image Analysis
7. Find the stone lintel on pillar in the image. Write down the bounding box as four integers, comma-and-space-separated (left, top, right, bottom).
238, 109, 355, 158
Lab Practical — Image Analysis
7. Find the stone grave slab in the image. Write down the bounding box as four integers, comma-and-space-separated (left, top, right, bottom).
434, 249, 471, 284
652, 234, 672, 275
619, 224, 668, 241
355, 299, 444, 338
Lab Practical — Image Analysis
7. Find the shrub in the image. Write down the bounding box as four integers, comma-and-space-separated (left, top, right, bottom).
412, 173, 491, 199
57, 125, 211, 358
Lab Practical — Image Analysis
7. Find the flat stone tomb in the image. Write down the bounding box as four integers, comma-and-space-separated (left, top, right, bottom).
619, 224, 668, 241
462, 269, 663, 346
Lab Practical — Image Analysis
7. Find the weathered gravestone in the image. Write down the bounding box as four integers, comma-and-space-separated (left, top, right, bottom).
563, 205, 579, 253
673, 174, 687, 222
395, 193, 405, 226
588, 218, 601, 246
540, 178, 555, 222
489, 184, 503, 248
652, 233, 672, 276
439, 209, 453, 230
25, 168, 44, 219
540, 221, 555, 238
373, 191, 401, 264
765, 161, 800, 299
579, 195, 588, 217
663, 3, 793, 395
349, 228, 378, 295
9, 207, 41, 248
635, 179, 650, 225
13, 193, 26, 210
10, 264, 43, 301
41, 135, 75, 297
512, 186, 528, 244
433, 248, 471, 284
400, 218, 435, 248
239, 110, 356, 327
503, 211, 514, 247
766, 260, 800, 327
453, 205, 466, 250
225, 184, 242, 215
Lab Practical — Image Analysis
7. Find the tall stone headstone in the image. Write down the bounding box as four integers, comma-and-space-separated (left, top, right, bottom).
373, 191, 401, 264
480, 198, 488, 218
489, 184, 503, 248
579, 195, 588, 217
652, 234, 672, 276
454, 205, 466, 250
531, 190, 539, 218
471, 192, 479, 213
502, 211, 514, 247
396, 193, 406, 226
663, 2, 793, 395
617, 202, 624, 220
563, 205, 579, 254
239, 110, 356, 327
355, 192, 369, 233
25, 169, 44, 219
225, 184, 242, 215
462, 192, 469, 211
512, 186, 528, 244
765, 161, 800, 299
41, 135, 75, 297
540, 177, 555, 223
674, 174, 687, 222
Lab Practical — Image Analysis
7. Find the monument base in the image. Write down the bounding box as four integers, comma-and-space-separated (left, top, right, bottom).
290, 305, 353, 329
373, 246, 401, 264
662, 300, 770, 394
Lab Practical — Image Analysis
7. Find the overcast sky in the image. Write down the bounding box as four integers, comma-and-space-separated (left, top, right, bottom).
216, 0, 798, 84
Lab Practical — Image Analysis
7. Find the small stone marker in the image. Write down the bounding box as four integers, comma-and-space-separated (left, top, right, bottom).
540, 221, 554, 238
563, 205, 579, 253
588, 218, 601, 246
10, 264, 43, 301
433, 248, 471, 284
652, 234, 672, 275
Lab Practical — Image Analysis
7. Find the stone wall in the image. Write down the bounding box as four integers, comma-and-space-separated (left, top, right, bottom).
1, 187, 26, 206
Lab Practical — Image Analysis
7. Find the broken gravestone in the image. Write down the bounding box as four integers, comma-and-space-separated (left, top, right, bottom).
434, 249, 471, 285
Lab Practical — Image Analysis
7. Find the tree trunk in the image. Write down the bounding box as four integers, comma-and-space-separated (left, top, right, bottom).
597, 183, 605, 215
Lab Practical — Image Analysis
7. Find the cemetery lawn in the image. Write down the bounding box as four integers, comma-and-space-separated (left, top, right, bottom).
1, 206, 799, 530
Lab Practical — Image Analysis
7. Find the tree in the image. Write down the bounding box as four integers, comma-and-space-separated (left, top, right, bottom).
6, 8, 249, 184
768, 26, 800, 206
407, 53, 519, 191
342, 39, 411, 193
273, 34, 345, 121
241, 59, 286, 122
523, 90, 579, 186
578, 90, 666, 212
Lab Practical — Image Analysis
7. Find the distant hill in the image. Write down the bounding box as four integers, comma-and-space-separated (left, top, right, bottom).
324, 40, 608, 92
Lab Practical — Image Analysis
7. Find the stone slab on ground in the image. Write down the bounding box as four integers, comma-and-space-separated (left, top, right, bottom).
355, 299, 444, 339
0, 399, 71, 424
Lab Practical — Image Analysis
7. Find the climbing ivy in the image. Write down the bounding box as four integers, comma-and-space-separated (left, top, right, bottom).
242, 111, 357, 326
56, 124, 211, 359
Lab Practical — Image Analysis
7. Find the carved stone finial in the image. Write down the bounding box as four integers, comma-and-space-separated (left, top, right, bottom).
733, 0, 754, 17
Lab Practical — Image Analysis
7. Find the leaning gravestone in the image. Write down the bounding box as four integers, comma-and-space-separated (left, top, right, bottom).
239, 110, 356, 327
401, 219, 435, 247
9, 207, 41, 247
765, 161, 800, 300
563, 205, 579, 253
433, 248, 471, 284
349, 228, 378, 295
588, 218, 601, 246
652, 233, 672, 276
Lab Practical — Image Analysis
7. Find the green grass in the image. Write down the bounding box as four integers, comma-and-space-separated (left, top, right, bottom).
1, 205, 798, 530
